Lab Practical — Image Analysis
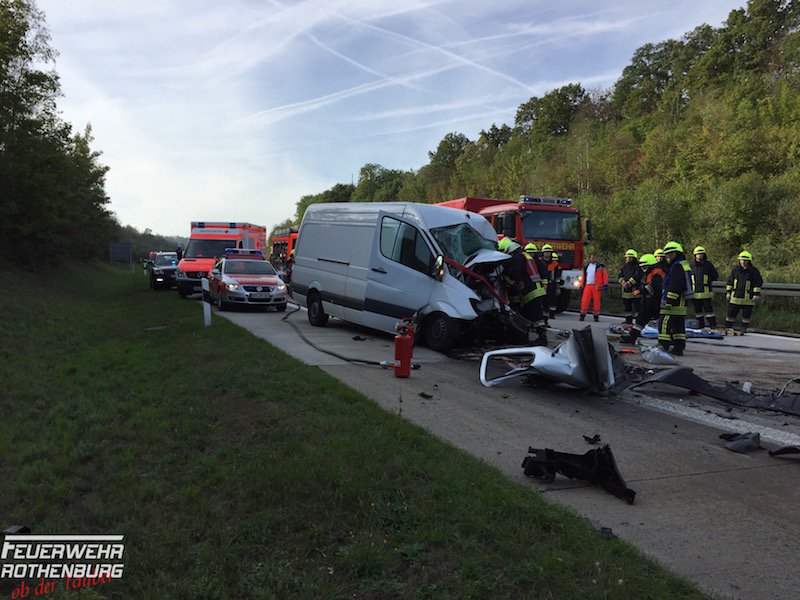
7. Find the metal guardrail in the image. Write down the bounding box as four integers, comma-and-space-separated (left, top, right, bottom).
605, 282, 800, 297
710, 282, 800, 297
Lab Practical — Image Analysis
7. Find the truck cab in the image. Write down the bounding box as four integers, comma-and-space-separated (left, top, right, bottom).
436, 196, 591, 309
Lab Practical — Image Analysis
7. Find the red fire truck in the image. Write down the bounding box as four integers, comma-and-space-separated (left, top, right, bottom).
270, 226, 299, 270
175, 221, 267, 298
436, 196, 592, 309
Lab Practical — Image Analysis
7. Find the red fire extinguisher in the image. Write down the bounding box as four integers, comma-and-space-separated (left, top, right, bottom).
393, 319, 415, 378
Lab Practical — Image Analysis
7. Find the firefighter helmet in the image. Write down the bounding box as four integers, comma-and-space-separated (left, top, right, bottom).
738, 250, 753, 261
639, 253, 657, 268
625, 249, 638, 259
551, 252, 559, 260
541, 243, 553, 252
663, 241, 683, 254
654, 248, 665, 258
499, 237, 520, 254
693, 246, 706, 256
524, 242, 538, 253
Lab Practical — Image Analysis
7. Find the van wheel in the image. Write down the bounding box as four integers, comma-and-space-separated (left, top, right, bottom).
307, 293, 328, 326
426, 312, 456, 353
178, 287, 189, 299
216, 293, 227, 312
276, 303, 287, 312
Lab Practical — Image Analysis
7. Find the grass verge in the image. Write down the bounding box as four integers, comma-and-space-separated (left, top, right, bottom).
0, 264, 705, 599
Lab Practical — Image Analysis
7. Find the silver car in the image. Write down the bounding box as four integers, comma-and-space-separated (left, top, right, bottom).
208, 253, 288, 311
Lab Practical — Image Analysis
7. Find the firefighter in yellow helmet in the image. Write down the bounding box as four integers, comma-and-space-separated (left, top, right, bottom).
658, 242, 694, 356
690, 246, 718, 328
618, 249, 643, 324
725, 251, 763, 333
541, 244, 561, 320
499, 238, 548, 346
621, 254, 665, 344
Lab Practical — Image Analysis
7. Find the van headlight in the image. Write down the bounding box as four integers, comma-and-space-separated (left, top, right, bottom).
276, 284, 286, 291
226, 283, 240, 291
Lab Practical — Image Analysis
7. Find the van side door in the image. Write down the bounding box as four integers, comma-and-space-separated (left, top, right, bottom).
363, 213, 437, 333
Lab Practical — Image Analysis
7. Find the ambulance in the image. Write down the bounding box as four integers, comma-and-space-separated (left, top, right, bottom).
175, 221, 267, 298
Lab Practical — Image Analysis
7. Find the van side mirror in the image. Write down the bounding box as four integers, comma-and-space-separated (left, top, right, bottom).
586, 219, 593, 241
432, 255, 445, 281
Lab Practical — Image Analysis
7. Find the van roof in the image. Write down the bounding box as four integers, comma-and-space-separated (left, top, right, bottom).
302, 202, 495, 238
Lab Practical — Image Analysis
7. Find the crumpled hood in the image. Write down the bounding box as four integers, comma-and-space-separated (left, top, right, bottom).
463, 249, 510, 269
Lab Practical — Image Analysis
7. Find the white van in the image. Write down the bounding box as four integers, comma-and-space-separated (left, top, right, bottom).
290, 202, 518, 351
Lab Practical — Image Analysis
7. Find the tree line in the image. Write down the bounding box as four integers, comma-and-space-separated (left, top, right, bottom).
0, 0, 122, 264
285, 0, 800, 281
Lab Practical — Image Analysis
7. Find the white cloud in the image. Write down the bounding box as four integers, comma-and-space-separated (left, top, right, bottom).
36, 0, 748, 235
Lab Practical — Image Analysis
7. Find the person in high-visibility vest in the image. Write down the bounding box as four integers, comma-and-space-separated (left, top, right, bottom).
691, 246, 718, 328
579, 252, 608, 322
725, 250, 763, 333
621, 253, 665, 344
499, 238, 548, 346
618, 249, 643, 324
542, 245, 562, 320
658, 241, 694, 356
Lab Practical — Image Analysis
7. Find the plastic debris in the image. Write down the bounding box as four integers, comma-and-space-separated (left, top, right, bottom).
719, 432, 761, 453
641, 345, 680, 365
521, 444, 636, 504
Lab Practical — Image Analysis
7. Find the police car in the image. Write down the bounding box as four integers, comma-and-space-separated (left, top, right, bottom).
208, 249, 288, 311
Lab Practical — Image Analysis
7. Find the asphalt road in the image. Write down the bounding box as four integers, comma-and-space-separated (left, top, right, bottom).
214, 302, 800, 600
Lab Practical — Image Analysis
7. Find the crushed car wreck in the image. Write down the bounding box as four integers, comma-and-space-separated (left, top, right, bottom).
479, 326, 627, 394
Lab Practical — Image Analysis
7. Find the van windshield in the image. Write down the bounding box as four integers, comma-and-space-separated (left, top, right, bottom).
430, 224, 497, 265
184, 239, 237, 259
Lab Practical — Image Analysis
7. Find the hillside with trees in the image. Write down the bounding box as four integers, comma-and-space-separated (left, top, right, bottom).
288, 0, 800, 281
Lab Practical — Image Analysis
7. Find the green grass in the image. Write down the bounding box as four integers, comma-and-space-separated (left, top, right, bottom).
0, 264, 705, 599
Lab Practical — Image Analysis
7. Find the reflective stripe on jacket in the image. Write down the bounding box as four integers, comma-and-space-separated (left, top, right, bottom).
692, 258, 718, 299
726, 264, 763, 306
660, 256, 693, 315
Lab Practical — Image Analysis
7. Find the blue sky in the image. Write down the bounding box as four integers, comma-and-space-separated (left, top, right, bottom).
37, 0, 747, 237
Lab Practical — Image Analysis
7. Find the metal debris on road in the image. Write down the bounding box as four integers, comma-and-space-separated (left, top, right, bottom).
629, 367, 800, 416
583, 434, 602, 445
480, 327, 626, 395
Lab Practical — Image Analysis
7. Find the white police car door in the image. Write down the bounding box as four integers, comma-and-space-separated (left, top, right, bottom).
363, 212, 437, 333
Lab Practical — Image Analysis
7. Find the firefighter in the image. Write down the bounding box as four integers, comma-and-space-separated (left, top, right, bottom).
618, 249, 643, 324
620, 253, 664, 344
654, 248, 666, 266
658, 241, 694, 356
691, 246, 718, 328
499, 237, 548, 346
579, 252, 608, 322
725, 250, 763, 333
542, 245, 562, 320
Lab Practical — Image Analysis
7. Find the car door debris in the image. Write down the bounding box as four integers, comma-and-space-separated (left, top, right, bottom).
521, 444, 636, 504
583, 434, 602, 445
629, 367, 800, 416
480, 327, 627, 395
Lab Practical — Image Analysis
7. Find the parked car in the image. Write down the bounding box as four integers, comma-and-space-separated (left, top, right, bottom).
208, 249, 288, 311
147, 252, 179, 290
290, 202, 517, 352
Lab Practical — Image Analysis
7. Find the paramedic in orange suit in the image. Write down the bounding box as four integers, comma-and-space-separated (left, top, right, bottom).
579, 253, 608, 322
